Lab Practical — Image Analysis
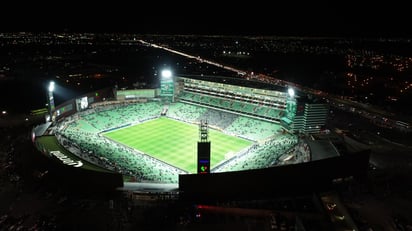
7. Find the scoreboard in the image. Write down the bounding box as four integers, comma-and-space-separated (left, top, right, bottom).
197, 142, 211, 174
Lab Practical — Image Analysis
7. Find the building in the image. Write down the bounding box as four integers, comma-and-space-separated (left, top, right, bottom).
282, 92, 329, 134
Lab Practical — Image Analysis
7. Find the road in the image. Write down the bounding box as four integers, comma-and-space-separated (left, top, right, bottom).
139, 39, 412, 133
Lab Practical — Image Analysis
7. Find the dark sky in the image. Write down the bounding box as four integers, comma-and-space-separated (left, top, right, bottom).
2, 2, 411, 37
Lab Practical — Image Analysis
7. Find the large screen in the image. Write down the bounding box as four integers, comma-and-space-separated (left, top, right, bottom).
197, 142, 211, 174
74, 96, 89, 112
80, 96, 88, 110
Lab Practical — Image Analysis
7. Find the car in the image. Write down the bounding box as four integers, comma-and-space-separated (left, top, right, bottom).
326, 203, 336, 210
334, 214, 345, 220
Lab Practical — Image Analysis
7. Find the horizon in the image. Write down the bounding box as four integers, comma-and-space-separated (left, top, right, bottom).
1, 2, 411, 38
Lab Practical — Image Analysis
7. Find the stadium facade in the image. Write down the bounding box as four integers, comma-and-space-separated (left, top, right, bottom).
31, 75, 369, 198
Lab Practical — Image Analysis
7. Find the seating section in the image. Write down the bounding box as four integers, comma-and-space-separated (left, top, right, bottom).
55, 97, 307, 183
179, 91, 283, 122
213, 134, 298, 172
224, 116, 280, 141
198, 108, 238, 130
81, 102, 162, 131
166, 102, 207, 123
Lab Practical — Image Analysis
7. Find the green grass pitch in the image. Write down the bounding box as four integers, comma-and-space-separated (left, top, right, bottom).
103, 117, 253, 173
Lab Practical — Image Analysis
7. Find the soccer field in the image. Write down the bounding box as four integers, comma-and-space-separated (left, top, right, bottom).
103, 117, 253, 173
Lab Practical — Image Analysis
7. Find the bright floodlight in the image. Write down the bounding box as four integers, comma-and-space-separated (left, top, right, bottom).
288, 88, 295, 98
161, 70, 172, 79
49, 81, 55, 92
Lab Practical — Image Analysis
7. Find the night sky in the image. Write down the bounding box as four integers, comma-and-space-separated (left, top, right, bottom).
1, 2, 411, 37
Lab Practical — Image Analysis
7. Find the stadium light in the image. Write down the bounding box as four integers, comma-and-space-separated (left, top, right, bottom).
47, 81, 56, 123
49, 81, 55, 92
161, 69, 172, 79
288, 88, 295, 98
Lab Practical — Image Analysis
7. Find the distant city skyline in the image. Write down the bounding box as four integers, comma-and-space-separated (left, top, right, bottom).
1, 2, 411, 37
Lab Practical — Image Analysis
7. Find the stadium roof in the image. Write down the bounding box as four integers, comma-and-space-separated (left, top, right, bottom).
177, 74, 287, 92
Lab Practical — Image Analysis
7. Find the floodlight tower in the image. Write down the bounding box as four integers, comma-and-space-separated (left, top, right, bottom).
160, 69, 175, 103
161, 69, 172, 79
288, 87, 295, 98
286, 87, 297, 121
47, 81, 55, 123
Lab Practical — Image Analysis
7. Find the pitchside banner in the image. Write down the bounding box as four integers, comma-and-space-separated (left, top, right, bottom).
160, 79, 174, 96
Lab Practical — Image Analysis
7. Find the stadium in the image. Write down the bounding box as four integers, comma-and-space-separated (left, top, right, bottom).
31, 73, 369, 199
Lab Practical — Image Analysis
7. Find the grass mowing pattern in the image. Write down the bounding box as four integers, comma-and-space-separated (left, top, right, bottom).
103, 117, 253, 173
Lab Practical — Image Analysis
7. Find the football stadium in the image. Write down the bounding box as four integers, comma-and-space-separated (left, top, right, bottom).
31, 73, 369, 198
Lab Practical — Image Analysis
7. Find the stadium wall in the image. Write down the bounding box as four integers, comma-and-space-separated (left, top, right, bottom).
55, 87, 114, 121
36, 148, 124, 192
54, 100, 76, 120
179, 150, 370, 202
